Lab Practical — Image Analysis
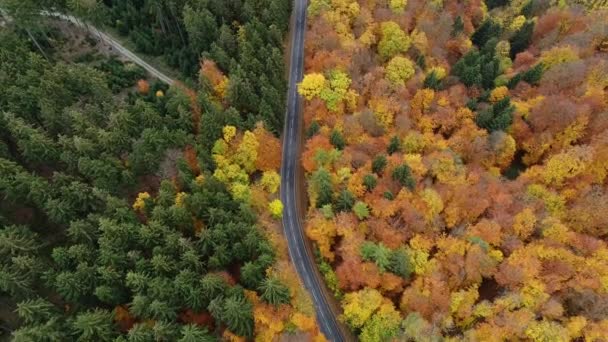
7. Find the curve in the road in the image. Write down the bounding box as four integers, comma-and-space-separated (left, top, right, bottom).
280, 1, 350, 341
45, 12, 174, 85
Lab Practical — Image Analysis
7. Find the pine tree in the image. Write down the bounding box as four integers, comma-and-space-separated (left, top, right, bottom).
387, 136, 401, 155
330, 130, 346, 150
221, 295, 254, 338
178, 324, 215, 342
423, 71, 441, 90
471, 20, 502, 47
509, 21, 535, 58
372, 155, 387, 174
335, 190, 355, 212
476, 97, 515, 131
15, 298, 57, 325
259, 276, 291, 306
388, 248, 413, 278
71, 309, 117, 341
392, 164, 416, 190
312, 168, 334, 207
363, 174, 377, 192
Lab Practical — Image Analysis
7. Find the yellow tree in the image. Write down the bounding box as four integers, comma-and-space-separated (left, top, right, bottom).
378, 21, 411, 60
298, 73, 326, 100
341, 288, 383, 329
385, 56, 416, 86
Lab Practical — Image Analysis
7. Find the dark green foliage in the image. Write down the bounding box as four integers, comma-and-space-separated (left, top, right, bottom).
360, 241, 391, 272
372, 155, 388, 174
486, 0, 510, 9
71, 309, 117, 341
335, 190, 356, 212
388, 248, 413, 279
387, 136, 401, 155
453, 50, 482, 87
178, 324, 215, 342
259, 276, 291, 306
330, 130, 346, 150
522, 63, 545, 85
509, 20, 535, 58
307, 121, 320, 138
507, 63, 544, 88
476, 97, 515, 131
220, 295, 254, 338
312, 168, 334, 207
471, 20, 502, 47
383, 191, 394, 200
452, 16, 464, 37
392, 164, 416, 190
363, 174, 377, 192
423, 71, 442, 90
0, 4, 290, 340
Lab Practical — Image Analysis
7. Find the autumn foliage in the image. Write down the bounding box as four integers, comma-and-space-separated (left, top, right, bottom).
301, 0, 608, 340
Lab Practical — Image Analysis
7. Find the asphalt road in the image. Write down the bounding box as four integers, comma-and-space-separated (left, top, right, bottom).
280, 1, 348, 341
45, 12, 175, 85
44, 6, 345, 340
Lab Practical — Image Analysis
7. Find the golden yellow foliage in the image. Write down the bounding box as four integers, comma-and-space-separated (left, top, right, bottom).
260, 171, 281, 194
223, 125, 237, 142
268, 199, 284, 219
489, 86, 509, 102
512, 208, 537, 239
298, 73, 326, 100
540, 46, 579, 68
543, 146, 592, 186
133, 192, 151, 211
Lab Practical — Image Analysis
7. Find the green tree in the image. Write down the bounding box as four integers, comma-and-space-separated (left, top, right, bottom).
388, 248, 413, 278
475, 97, 515, 131
312, 168, 334, 207
178, 324, 215, 342
387, 136, 401, 155
335, 190, 355, 212
353, 201, 370, 220
372, 155, 387, 174
259, 276, 291, 306
509, 20, 535, 58
392, 164, 415, 190
330, 130, 346, 150
363, 174, 377, 192
221, 295, 254, 338
71, 309, 117, 341
471, 19, 502, 47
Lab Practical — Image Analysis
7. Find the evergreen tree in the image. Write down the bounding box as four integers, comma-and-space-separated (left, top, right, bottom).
71, 309, 117, 341
178, 324, 215, 342
330, 130, 346, 150
475, 97, 515, 131
471, 20, 502, 47
509, 21, 535, 58
372, 155, 387, 174
335, 190, 355, 212
221, 295, 254, 338
363, 174, 377, 192
387, 136, 401, 155
392, 164, 416, 190
388, 248, 413, 279
312, 168, 334, 207
259, 276, 291, 306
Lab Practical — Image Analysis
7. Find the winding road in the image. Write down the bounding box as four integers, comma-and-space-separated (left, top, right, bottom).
46, 12, 175, 85
280, 1, 350, 341
41, 6, 346, 340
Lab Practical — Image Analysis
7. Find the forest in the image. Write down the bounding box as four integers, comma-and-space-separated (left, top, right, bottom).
0, 0, 328, 341
299, 0, 608, 340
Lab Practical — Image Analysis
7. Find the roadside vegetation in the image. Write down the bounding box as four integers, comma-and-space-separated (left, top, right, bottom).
0, 0, 327, 340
